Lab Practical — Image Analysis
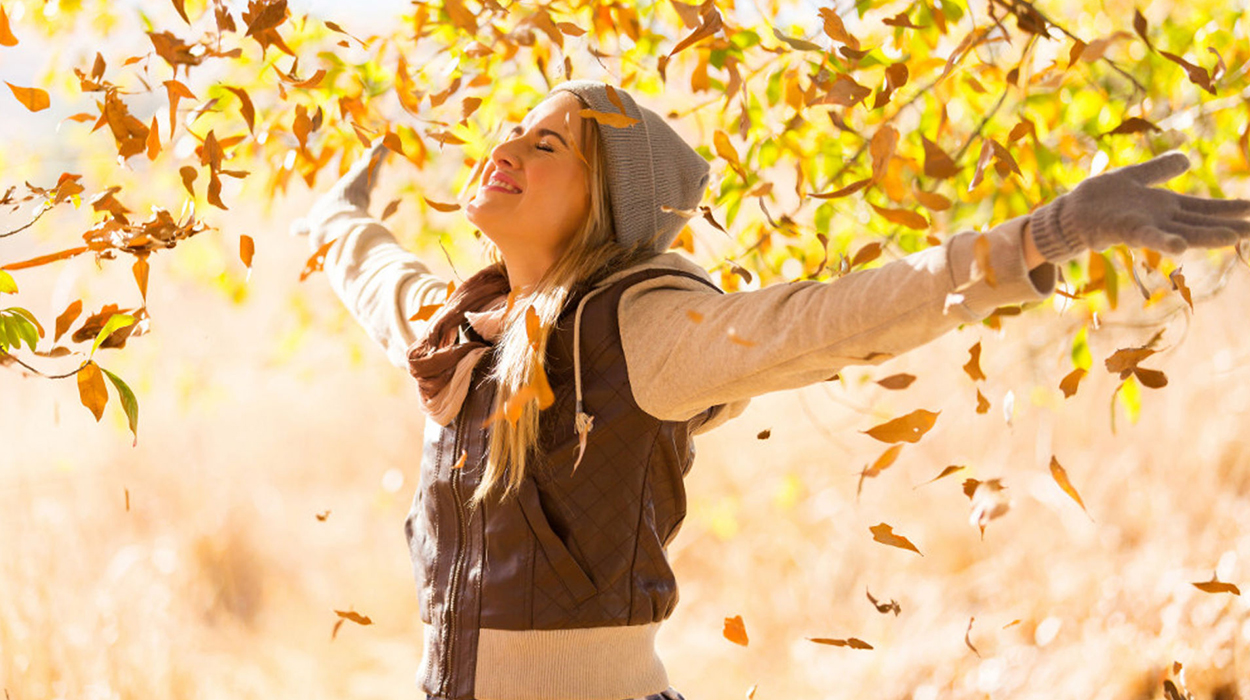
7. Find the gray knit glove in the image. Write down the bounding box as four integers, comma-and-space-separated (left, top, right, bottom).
1029, 151, 1250, 262
290, 141, 390, 240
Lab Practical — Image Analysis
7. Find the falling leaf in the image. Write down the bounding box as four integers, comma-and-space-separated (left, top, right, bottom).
315, 510, 330, 521
756, 429, 770, 440
1102, 117, 1161, 137
772, 27, 822, 51
745, 684, 758, 700
866, 589, 901, 615
964, 617, 981, 657
921, 136, 959, 179
882, 11, 924, 28
78, 361, 109, 421
808, 637, 873, 649
579, 108, 640, 129
408, 304, 443, 322
917, 464, 965, 487
0, 4, 18, 46
869, 125, 898, 182
818, 7, 859, 48
245, 0, 288, 37
914, 190, 952, 211
975, 388, 990, 414
424, 198, 460, 213
1049, 456, 1091, 517
869, 522, 922, 555
811, 178, 871, 200
870, 204, 928, 230
6, 82, 50, 112
179, 166, 197, 197
1134, 367, 1168, 389
0, 270, 16, 294
864, 409, 939, 444
972, 234, 997, 288
723, 615, 749, 646
849, 241, 882, 269
1003, 619, 1022, 629
54, 300, 83, 342
239, 235, 255, 269
2, 246, 90, 271
451, 452, 467, 470
133, 257, 150, 302
1192, 575, 1240, 596
669, 5, 722, 57
101, 367, 139, 445
963, 341, 986, 381
858, 444, 903, 495
1059, 368, 1087, 398
876, 373, 915, 390
1159, 50, 1215, 94
818, 75, 872, 107
300, 238, 337, 282
226, 86, 256, 133
1169, 269, 1193, 311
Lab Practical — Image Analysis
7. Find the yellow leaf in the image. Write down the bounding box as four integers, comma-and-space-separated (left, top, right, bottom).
6, 82, 50, 112
77, 361, 109, 421
713, 130, 741, 169
1049, 456, 1091, 517
579, 108, 640, 129
864, 409, 939, 443
722, 615, 749, 646
869, 523, 922, 555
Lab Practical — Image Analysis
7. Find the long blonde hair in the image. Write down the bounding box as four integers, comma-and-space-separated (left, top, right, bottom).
474, 100, 654, 502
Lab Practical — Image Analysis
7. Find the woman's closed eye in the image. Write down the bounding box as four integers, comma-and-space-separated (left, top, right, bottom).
536, 142, 555, 152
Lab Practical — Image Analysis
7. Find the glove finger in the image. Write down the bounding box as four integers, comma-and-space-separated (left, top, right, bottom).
1174, 193, 1250, 218
1135, 225, 1188, 254
1174, 211, 1250, 235
1122, 152, 1191, 186
1156, 221, 1239, 249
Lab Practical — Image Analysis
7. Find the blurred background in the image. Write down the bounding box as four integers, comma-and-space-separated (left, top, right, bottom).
2, 0, 1248, 698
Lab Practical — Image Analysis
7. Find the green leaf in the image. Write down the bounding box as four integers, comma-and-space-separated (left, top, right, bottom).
1070, 325, 1091, 370
101, 367, 140, 446
8, 309, 39, 351
0, 315, 13, 352
90, 314, 135, 357
0, 270, 16, 294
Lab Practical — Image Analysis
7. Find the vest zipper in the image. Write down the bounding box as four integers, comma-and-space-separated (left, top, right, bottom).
440, 380, 473, 696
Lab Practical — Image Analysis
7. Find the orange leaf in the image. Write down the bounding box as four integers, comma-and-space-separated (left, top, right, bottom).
1192, 576, 1240, 596
1059, 368, 1086, 398
333, 609, 372, 625
2, 246, 90, 271
395, 55, 425, 117
525, 305, 542, 349
808, 637, 873, 649
171, 0, 190, 23
869, 125, 898, 182
876, 373, 915, 390
811, 178, 871, 200
916, 464, 965, 487
963, 341, 986, 381
145, 116, 161, 160
245, 0, 288, 37
869, 522, 922, 555
424, 197, 460, 213
921, 136, 959, 179
300, 239, 336, 282
579, 108, 640, 129
1049, 456, 1091, 517
864, 409, 939, 444
55, 300, 84, 343
226, 86, 255, 133
975, 387, 990, 414
408, 304, 443, 322
858, 444, 903, 495
722, 615, 749, 646
0, 4, 18, 46
849, 241, 882, 268
77, 361, 108, 421
240, 235, 255, 268
6, 82, 50, 112
179, 166, 197, 197
914, 190, 952, 211
132, 257, 150, 302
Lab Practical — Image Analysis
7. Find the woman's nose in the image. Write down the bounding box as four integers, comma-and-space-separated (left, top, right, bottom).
489, 139, 519, 170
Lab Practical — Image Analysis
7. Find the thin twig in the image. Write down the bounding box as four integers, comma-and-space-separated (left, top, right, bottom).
954, 85, 1010, 162
0, 351, 87, 379
0, 205, 51, 239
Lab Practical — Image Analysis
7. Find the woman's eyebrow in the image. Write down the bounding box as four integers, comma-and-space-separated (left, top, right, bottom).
508, 125, 569, 148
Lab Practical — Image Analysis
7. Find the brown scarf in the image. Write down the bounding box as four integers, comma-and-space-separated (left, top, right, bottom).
407, 265, 511, 425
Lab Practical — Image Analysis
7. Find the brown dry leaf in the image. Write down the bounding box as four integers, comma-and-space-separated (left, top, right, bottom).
818, 7, 859, 48
876, 373, 915, 390
1105, 346, 1157, 378
850, 241, 882, 268
968, 140, 994, 190
1059, 368, 1087, 398
917, 464, 965, 487
1192, 575, 1241, 596
133, 256, 150, 302
869, 522, 922, 555
240, 235, 255, 269
811, 178, 871, 200
1050, 456, 1091, 517
1102, 117, 1161, 137
870, 204, 928, 230
865, 409, 939, 443
723, 615, 749, 646
914, 190, 952, 211
179, 166, 197, 197
1169, 269, 1193, 310
226, 87, 255, 133
0, 4, 18, 46
78, 361, 109, 421
55, 300, 84, 342
921, 136, 959, 179
380, 198, 401, 221
964, 617, 981, 657
300, 238, 337, 282
756, 429, 770, 440
171, 0, 191, 23
334, 609, 372, 626
669, 4, 722, 57
245, 0, 288, 37
866, 589, 900, 615
975, 388, 990, 414
963, 341, 986, 381
818, 75, 872, 107
1160, 50, 1215, 94
882, 10, 924, 28
408, 304, 443, 322
1134, 367, 1168, 389
6, 82, 50, 112
315, 510, 330, 521
579, 108, 640, 129
424, 198, 460, 213
872, 62, 909, 108
808, 637, 873, 649
858, 444, 903, 495
869, 125, 899, 182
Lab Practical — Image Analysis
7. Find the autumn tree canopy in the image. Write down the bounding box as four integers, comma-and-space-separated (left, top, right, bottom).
1, 0, 1248, 440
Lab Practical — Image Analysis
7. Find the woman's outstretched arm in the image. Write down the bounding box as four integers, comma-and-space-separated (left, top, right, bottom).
617, 152, 1250, 427
294, 144, 449, 369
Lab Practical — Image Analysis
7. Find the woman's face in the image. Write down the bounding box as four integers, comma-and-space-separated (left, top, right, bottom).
466, 92, 591, 285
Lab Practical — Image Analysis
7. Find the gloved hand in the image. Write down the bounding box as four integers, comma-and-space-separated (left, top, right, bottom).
1029, 151, 1250, 262
290, 140, 390, 239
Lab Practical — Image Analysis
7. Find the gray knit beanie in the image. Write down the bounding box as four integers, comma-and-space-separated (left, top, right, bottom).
548, 80, 710, 252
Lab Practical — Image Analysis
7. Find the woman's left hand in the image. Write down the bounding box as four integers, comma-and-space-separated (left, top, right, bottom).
1027, 151, 1250, 262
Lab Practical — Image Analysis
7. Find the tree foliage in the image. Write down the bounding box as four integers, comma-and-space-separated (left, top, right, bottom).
1, 0, 1248, 440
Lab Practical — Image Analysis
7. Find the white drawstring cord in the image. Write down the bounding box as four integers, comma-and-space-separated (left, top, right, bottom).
570, 284, 610, 472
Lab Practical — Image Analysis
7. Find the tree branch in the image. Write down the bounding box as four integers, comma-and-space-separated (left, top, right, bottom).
0, 350, 87, 379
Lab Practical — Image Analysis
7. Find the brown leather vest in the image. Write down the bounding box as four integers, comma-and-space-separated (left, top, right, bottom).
404, 269, 721, 700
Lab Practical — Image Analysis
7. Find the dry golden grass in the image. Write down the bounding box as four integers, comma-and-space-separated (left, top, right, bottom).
2, 202, 1247, 700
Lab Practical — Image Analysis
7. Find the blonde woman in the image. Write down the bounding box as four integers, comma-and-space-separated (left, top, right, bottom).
296, 81, 1250, 700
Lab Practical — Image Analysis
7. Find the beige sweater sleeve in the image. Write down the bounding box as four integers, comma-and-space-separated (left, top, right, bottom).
304, 203, 448, 369
618, 216, 1056, 428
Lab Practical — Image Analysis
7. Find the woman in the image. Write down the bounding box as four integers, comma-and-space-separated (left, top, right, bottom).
297, 80, 1250, 700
